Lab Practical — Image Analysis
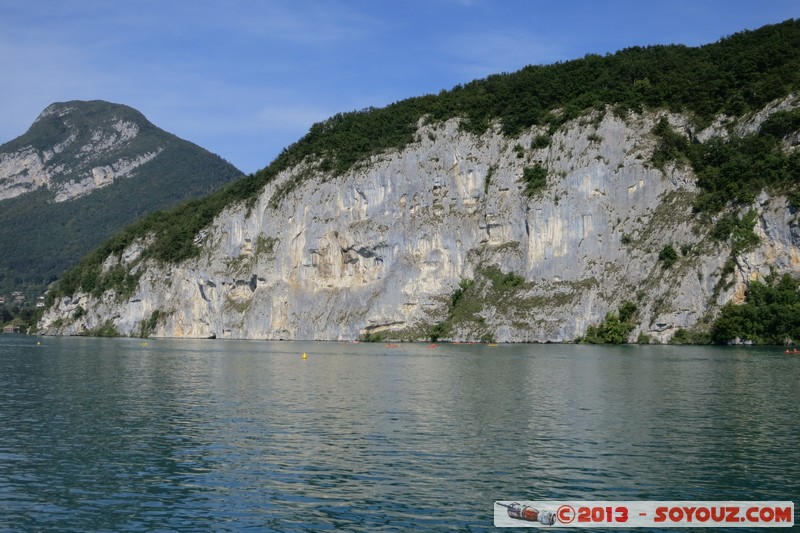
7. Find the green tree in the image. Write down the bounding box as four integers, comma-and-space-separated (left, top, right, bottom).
659, 245, 679, 268
520, 165, 548, 197
711, 274, 800, 344
582, 302, 638, 344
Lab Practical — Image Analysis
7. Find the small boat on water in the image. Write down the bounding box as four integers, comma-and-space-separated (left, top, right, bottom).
426, 343, 438, 348
784, 347, 800, 354
384, 343, 400, 348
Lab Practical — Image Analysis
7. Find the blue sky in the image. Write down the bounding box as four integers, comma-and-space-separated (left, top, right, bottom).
2, 1, 799, 174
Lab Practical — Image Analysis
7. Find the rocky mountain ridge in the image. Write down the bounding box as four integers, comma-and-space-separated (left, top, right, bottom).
0, 100, 243, 299
2, 102, 157, 202
38, 97, 800, 342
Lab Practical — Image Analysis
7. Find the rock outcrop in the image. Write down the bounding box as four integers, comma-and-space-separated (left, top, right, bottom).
39, 101, 800, 342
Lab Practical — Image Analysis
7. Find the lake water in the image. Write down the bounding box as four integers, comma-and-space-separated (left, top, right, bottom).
0, 336, 798, 531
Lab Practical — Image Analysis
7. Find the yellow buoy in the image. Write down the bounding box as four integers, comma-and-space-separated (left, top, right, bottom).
302, 352, 307, 360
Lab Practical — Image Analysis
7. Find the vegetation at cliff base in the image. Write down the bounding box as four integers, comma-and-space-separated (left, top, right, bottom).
427, 268, 527, 342
83, 320, 120, 338
711, 273, 800, 344
139, 310, 167, 338
581, 302, 638, 344
0, 303, 40, 333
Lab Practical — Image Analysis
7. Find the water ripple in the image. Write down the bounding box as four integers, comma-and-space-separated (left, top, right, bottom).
1, 338, 798, 530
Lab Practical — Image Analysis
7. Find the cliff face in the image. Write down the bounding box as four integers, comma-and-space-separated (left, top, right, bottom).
39, 101, 800, 342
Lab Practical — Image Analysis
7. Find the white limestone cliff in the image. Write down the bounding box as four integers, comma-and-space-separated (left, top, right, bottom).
0, 148, 51, 200
39, 103, 800, 342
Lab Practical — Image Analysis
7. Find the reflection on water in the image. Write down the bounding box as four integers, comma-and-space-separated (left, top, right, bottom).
0, 337, 798, 531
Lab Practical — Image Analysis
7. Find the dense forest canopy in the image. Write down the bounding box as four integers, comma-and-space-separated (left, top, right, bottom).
51, 19, 800, 310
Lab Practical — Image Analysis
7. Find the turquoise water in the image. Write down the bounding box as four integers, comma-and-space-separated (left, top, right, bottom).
0, 336, 798, 531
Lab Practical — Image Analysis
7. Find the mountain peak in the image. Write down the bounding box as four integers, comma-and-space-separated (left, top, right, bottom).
0, 100, 243, 299
2, 100, 171, 202
34, 100, 144, 123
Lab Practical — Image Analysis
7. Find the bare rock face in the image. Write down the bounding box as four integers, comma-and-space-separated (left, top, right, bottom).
51, 150, 162, 202
39, 101, 800, 342
0, 147, 50, 200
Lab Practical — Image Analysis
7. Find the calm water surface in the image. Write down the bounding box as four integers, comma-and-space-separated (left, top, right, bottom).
0, 336, 798, 531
